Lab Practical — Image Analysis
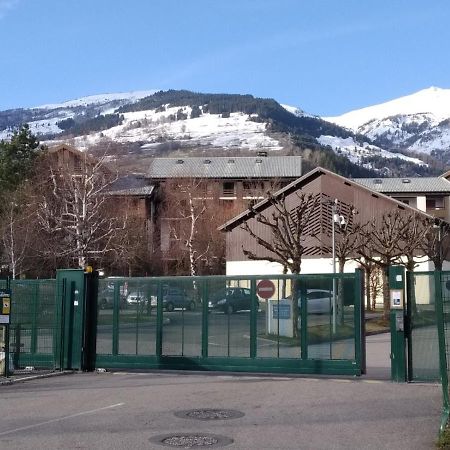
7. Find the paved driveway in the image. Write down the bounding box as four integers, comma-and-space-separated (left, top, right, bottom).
0, 370, 441, 450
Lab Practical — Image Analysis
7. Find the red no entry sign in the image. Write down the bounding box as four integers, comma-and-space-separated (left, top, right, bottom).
257, 279, 276, 299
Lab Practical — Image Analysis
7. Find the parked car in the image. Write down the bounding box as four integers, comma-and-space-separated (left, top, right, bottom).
98, 288, 127, 309
150, 285, 196, 312
283, 289, 333, 314
126, 291, 149, 306
208, 287, 256, 314
303, 289, 333, 314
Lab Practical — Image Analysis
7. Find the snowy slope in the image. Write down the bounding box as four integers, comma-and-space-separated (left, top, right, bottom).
49, 105, 282, 152
0, 89, 431, 172
324, 87, 450, 155
317, 135, 425, 167
326, 87, 450, 130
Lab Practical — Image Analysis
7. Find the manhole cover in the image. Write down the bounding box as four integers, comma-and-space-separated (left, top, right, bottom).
174, 409, 244, 421
150, 433, 233, 448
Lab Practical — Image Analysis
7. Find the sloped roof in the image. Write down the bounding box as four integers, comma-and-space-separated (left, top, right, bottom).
354, 177, 450, 194
146, 156, 302, 179
219, 167, 436, 232
107, 174, 155, 197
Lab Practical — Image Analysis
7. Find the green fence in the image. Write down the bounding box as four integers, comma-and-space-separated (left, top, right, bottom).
409, 271, 450, 435
407, 272, 441, 381
95, 272, 363, 375
9, 279, 59, 370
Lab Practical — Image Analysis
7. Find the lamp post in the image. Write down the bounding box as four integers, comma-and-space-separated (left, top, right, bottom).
331, 199, 346, 334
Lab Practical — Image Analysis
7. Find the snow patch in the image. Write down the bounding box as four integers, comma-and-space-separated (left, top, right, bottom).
326, 86, 450, 130
317, 135, 426, 166
34, 90, 157, 110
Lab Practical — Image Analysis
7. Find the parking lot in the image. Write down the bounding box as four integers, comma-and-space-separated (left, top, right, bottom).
0, 369, 441, 449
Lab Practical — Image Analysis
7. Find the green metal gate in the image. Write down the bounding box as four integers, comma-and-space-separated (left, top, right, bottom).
95, 271, 364, 375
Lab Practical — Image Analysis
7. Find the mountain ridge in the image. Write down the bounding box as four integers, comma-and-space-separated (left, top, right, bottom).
0, 88, 443, 177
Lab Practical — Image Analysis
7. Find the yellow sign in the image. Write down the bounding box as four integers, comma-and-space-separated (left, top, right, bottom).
2, 298, 10, 315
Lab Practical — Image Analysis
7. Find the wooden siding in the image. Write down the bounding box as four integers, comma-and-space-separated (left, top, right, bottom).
225, 171, 413, 262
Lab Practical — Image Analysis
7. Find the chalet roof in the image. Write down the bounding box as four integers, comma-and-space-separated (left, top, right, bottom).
107, 175, 155, 197
219, 167, 436, 232
354, 177, 450, 194
146, 156, 302, 180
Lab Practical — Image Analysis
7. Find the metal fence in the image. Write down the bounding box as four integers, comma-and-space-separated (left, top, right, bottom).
410, 271, 450, 434
9, 279, 58, 370
95, 272, 363, 375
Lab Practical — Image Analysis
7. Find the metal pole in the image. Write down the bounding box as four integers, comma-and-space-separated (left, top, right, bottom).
332, 200, 337, 334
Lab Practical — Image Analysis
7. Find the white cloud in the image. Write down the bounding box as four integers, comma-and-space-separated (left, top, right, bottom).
0, 0, 20, 19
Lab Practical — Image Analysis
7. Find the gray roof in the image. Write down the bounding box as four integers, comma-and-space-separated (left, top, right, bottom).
354, 177, 450, 194
107, 175, 155, 197
146, 156, 302, 180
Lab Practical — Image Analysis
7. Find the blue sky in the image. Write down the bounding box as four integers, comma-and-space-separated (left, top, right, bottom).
1, 0, 449, 115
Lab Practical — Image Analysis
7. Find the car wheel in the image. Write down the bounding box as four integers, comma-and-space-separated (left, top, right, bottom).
188, 300, 196, 311
225, 304, 234, 315
166, 302, 174, 312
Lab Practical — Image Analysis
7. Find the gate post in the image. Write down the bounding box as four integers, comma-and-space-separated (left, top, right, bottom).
389, 266, 407, 382
55, 269, 98, 371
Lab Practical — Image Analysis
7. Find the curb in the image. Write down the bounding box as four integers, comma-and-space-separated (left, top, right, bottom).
0, 370, 74, 386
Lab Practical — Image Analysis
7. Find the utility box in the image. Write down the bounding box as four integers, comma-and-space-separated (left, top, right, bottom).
267, 299, 293, 337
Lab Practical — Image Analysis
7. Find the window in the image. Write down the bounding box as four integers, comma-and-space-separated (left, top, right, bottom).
73, 157, 82, 174
426, 197, 445, 210
222, 182, 235, 197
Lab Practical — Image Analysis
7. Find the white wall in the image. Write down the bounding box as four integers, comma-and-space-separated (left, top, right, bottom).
226, 256, 450, 278
416, 196, 427, 212
226, 258, 360, 276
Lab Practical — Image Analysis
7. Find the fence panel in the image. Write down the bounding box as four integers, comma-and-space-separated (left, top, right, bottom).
9, 279, 58, 370
95, 272, 363, 376
408, 272, 440, 381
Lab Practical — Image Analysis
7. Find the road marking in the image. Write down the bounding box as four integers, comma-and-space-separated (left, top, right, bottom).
0, 403, 124, 436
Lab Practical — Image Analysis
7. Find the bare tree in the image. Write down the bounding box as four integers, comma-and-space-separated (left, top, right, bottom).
162, 178, 242, 276
313, 203, 363, 322
357, 210, 427, 319
369, 264, 383, 310
420, 219, 450, 271
34, 152, 124, 269
0, 189, 36, 278
241, 192, 322, 338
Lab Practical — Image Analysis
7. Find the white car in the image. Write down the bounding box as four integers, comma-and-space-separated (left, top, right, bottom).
126, 291, 148, 305
283, 289, 333, 314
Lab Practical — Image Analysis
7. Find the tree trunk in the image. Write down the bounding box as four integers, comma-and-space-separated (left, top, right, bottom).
365, 268, 371, 311
337, 258, 345, 325
292, 275, 300, 340
382, 267, 390, 320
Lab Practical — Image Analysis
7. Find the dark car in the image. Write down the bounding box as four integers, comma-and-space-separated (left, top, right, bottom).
208, 287, 256, 314
150, 285, 196, 312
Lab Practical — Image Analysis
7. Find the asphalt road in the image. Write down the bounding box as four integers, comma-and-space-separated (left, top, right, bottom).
0, 370, 441, 449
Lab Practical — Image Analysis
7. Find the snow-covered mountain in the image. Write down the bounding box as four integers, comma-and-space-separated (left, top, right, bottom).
0, 88, 436, 175
0, 91, 156, 140
325, 86, 450, 156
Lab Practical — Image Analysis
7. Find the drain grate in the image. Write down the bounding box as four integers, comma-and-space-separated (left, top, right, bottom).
150, 433, 233, 448
174, 409, 244, 421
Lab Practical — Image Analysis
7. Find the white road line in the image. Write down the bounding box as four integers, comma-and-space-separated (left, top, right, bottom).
0, 403, 124, 437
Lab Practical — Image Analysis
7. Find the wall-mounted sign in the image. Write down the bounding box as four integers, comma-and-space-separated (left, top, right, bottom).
390, 289, 404, 309
0, 289, 11, 324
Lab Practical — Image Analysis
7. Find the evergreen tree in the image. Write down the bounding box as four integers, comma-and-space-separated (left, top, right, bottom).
0, 124, 43, 193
